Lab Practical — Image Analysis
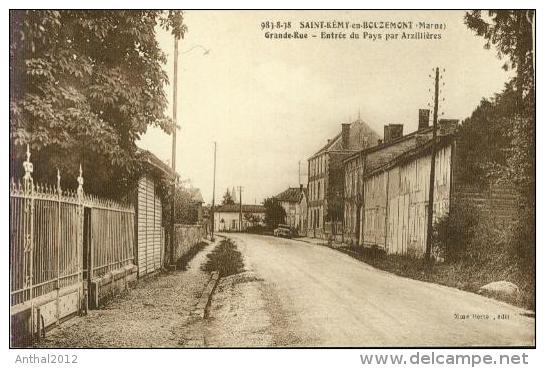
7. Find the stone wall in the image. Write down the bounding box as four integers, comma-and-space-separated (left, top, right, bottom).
170, 224, 206, 263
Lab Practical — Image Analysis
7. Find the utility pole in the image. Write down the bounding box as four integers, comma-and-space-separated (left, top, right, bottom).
425, 67, 440, 264
298, 160, 301, 186
211, 142, 217, 241
170, 36, 180, 268
237, 186, 243, 231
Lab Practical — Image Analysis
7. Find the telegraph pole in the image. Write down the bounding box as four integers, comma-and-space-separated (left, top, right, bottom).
211, 142, 217, 241
298, 160, 301, 186
425, 67, 440, 264
170, 35, 180, 268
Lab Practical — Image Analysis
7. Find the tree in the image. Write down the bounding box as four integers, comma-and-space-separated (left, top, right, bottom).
221, 189, 235, 205
244, 213, 262, 227
465, 10, 534, 97
464, 11, 535, 200
9, 10, 187, 198
463, 11, 535, 279
263, 197, 286, 229
162, 180, 203, 225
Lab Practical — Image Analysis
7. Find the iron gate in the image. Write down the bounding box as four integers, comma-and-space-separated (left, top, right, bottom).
10, 146, 135, 345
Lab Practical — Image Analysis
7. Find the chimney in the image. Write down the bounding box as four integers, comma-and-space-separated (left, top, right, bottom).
341, 123, 350, 149
418, 109, 430, 130
384, 124, 403, 143
377, 139, 383, 145
300, 184, 303, 191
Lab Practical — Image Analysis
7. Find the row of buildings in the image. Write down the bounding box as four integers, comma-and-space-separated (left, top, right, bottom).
209, 107, 495, 260
275, 109, 460, 257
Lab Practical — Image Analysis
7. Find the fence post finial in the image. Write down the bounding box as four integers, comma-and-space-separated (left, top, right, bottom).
23, 144, 34, 193
57, 168, 62, 195
77, 164, 84, 199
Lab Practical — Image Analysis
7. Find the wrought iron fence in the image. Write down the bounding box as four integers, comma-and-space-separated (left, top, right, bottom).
10, 147, 84, 308
10, 145, 135, 333
87, 197, 134, 279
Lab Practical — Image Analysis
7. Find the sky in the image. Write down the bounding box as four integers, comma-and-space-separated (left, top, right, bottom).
137, 10, 512, 205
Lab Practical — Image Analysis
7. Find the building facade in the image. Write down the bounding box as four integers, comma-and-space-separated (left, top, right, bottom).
361, 138, 454, 256
343, 109, 434, 244
343, 109, 462, 258
214, 204, 266, 232
274, 185, 308, 234
297, 187, 308, 236
307, 118, 379, 238
275, 186, 307, 229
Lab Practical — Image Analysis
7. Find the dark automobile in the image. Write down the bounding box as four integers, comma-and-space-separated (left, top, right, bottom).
273, 224, 297, 238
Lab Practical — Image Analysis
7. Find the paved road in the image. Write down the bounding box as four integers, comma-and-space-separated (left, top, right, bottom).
218, 233, 534, 347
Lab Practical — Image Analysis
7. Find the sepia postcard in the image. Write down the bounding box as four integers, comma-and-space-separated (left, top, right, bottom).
8, 8, 536, 355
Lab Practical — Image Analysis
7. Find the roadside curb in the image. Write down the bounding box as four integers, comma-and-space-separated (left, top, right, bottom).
192, 271, 220, 319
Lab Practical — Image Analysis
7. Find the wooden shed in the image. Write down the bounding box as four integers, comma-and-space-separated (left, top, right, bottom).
135, 150, 176, 277
136, 174, 164, 277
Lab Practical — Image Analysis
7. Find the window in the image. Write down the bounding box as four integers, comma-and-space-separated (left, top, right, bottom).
318, 182, 321, 200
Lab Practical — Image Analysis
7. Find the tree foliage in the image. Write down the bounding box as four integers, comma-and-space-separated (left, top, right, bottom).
454, 11, 535, 286
9, 10, 187, 198
263, 197, 286, 229
221, 189, 235, 205
161, 181, 203, 225
465, 10, 534, 96
457, 81, 517, 186
243, 213, 262, 227
463, 10, 535, 200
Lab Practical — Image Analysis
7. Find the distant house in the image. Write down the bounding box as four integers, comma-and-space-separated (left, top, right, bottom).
214, 204, 266, 232
297, 186, 308, 236
307, 117, 380, 239
274, 185, 307, 230
274, 185, 303, 228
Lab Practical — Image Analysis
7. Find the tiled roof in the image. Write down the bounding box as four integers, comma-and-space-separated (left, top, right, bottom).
275, 187, 305, 203
215, 204, 266, 213
363, 136, 455, 179
343, 126, 434, 163
310, 119, 380, 159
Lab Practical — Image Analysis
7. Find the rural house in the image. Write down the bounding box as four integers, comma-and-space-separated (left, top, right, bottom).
341, 110, 494, 257
214, 204, 266, 232
297, 186, 308, 236
343, 109, 434, 244
274, 185, 307, 232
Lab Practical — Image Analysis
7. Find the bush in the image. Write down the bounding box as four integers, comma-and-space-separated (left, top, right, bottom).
201, 238, 244, 277
430, 201, 534, 309
432, 203, 478, 262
